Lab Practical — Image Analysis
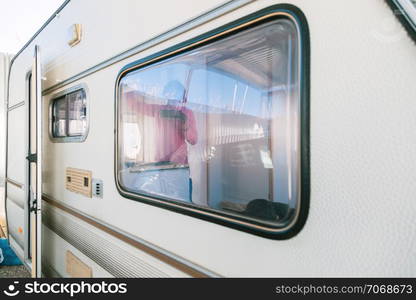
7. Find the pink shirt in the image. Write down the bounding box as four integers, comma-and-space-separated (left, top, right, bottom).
125, 91, 197, 164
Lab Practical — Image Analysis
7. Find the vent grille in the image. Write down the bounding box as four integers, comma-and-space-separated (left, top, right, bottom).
66, 168, 92, 198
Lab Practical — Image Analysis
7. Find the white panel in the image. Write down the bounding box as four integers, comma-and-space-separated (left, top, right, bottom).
7, 55, 30, 107
7, 106, 26, 182
6, 199, 25, 248
6, 183, 25, 209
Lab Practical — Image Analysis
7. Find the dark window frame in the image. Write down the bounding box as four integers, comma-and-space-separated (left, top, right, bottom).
114, 4, 310, 239
386, 0, 416, 43
49, 84, 89, 143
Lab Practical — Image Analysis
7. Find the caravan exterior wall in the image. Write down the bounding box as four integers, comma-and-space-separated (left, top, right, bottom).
5, 0, 416, 277
0, 53, 12, 184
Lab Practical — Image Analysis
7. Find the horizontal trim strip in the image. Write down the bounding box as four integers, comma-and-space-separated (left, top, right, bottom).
6, 178, 24, 189
42, 0, 253, 95
8, 101, 25, 111
42, 195, 218, 278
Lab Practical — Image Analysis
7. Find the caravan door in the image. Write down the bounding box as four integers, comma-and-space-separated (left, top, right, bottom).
5, 45, 43, 277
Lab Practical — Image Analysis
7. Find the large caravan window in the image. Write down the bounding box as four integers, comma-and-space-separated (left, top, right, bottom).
51, 87, 88, 142
116, 12, 308, 235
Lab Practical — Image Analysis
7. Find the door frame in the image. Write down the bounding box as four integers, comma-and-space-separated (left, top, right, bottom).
26, 45, 42, 278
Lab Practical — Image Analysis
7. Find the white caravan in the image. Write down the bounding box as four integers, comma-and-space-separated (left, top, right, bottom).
4, 0, 416, 277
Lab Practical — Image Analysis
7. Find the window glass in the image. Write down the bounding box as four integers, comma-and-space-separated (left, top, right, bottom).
52, 96, 67, 137
51, 88, 87, 139
118, 18, 301, 228
67, 89, 87, 136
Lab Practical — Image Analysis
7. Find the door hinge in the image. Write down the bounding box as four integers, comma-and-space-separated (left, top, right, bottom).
26, 153, 37, 163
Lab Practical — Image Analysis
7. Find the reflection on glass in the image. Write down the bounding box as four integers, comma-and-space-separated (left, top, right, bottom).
67, 90, 87, 136
118, 18, 300, 227
52, 96, 66, 137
